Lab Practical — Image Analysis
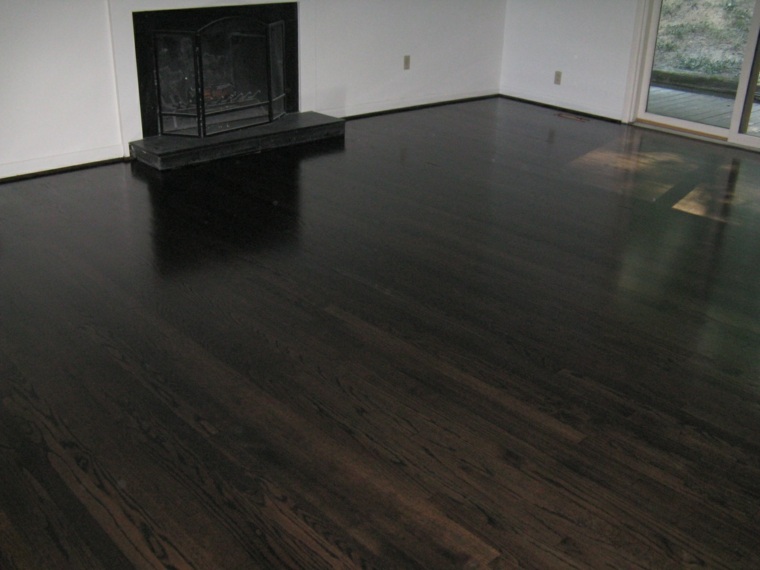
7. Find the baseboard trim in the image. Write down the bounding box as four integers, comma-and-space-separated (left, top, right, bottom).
0, 158, 131, 185
1, 96, 632, 183
497, 95, 623, 125
345, 95, 499, 121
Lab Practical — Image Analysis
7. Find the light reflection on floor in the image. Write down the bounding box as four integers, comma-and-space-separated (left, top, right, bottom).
673, 159, 760, 224
566, 127, 760, 225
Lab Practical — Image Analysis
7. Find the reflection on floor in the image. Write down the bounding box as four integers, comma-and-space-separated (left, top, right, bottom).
565, 122, 760, 223
566, 137, 702, 202
647, 85, 760, 133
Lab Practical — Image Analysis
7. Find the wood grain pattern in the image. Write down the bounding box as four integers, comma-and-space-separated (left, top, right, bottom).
1, 97, 759, 568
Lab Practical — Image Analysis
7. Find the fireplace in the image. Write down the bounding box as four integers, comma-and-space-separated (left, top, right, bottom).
129, 3, 344, 170
153, 17, 286, 137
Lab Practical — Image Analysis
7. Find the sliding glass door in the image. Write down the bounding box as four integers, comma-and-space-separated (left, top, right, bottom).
637, 0, 760, 149
738, 27, 760, 137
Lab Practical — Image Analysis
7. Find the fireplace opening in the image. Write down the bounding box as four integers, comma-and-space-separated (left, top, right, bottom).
133, 4, 298, 138
154, 17, 286, 137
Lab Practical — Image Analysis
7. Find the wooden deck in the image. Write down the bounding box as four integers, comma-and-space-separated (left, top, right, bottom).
647, 85, 760, 133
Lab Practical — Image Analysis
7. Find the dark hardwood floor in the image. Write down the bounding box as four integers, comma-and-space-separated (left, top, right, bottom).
1, 97, 759, 569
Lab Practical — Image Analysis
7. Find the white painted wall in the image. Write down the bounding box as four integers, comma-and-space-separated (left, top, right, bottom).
0, 0, 123, 179
500, 0, 648, 121
311, 0, 506, 117
1, 0, 650, 179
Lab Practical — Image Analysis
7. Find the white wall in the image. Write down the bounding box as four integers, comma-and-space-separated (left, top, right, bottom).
0, 0, 649, 179
500, 0, 648, 121
0, 0, 123, 179
311, 0, 506, 117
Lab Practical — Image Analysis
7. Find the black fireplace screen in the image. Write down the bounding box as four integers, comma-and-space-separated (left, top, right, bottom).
154, 17, 286, 137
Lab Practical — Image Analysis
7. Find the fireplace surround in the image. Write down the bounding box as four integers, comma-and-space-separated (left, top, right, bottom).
133, 4, 298, 137
126, 2, 343, 170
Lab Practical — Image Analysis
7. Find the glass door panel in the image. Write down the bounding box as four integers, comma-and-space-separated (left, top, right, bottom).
739, 30, 760, 136
645, 0, 755, 129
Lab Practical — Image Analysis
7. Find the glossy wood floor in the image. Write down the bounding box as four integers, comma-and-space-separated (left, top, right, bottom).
1, 98, 760, 569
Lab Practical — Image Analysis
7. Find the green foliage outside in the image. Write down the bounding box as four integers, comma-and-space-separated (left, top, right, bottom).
653, 0, 754, 93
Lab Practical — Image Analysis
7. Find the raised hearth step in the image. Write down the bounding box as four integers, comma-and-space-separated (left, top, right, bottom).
129, 112, 345, 170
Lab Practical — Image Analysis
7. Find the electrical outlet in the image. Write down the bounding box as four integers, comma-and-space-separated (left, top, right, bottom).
404, 55, 411, 70
554, 70, 562, 85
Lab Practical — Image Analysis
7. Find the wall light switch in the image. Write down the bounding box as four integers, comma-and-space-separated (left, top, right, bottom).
554, 70, 562, 85
404, 55, 411, 70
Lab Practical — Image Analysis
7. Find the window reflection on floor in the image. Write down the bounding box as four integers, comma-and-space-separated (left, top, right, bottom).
565, 129, 701, 202
566, 127, 760, 224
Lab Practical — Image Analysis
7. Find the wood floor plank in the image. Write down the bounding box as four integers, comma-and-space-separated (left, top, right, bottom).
1, 97, 760, 568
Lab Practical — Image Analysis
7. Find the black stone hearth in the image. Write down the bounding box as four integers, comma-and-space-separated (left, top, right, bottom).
130, 112, 344, 170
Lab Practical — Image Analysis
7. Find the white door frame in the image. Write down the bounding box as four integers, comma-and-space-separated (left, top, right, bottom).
728, 4, 760, 148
